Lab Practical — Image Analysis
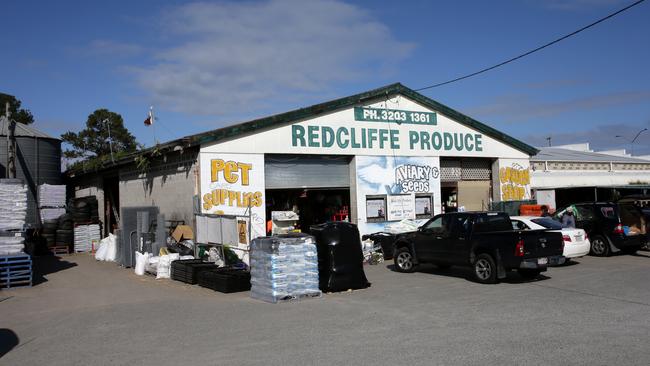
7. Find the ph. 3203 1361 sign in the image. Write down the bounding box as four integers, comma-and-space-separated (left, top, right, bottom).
354, 107, 437, 125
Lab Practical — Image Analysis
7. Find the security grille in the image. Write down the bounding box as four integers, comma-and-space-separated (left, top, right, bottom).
461, 160, 492, 180
440, 160, 461, 182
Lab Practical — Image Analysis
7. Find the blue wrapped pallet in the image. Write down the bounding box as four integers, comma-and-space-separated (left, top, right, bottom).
250, 234, 321, 303
1, 253, 32, 289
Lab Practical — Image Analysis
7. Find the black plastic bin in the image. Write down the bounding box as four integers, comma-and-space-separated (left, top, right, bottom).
171, 260, 218, 284
361, 232, 397, 260
310, 222, 370, 292
198, 268, 251, 293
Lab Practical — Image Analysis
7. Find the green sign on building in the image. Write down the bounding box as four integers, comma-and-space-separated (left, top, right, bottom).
354, 107, 437, 125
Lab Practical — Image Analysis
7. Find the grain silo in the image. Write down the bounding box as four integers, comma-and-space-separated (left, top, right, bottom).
0, 119, 62, 226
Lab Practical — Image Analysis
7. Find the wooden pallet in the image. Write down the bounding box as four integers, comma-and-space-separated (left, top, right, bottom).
1, 254, 32, 289
50, 246, 70, 255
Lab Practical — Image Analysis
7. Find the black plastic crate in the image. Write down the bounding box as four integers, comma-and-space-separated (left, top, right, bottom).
198, 268, 251, 293
170, 260, 218, 284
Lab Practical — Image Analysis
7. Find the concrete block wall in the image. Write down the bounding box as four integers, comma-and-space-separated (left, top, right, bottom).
119, 150, 199, 230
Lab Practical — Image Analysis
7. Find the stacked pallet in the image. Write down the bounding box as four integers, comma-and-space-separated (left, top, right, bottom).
0, 253, 32, 289
0, 179, 27, 231
74, 223, 101, 253
250, 234, 321, 303
0, 179, 27, 255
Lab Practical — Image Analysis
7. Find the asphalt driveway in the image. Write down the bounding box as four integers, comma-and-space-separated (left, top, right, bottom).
1, 251, 649, 366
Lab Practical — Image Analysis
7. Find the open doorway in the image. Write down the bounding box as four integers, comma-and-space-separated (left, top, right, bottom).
103, 176, 119, 236
265, 188, 350, 234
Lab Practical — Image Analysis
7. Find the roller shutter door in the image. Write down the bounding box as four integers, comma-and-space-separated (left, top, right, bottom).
265, 155, 350, 189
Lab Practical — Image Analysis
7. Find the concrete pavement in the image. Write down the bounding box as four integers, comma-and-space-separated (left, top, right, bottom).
1, 252, 649, 365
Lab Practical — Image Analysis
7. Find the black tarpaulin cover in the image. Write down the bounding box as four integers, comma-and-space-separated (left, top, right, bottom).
310, 222, 370, 292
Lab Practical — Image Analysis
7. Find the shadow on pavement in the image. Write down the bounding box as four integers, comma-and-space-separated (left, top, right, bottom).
32, 255, 78, 286
0, 329, 19, 358
385, 263, 551, 284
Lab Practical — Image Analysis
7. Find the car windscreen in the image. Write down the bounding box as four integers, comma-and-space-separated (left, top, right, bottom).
531, 217, 563, 229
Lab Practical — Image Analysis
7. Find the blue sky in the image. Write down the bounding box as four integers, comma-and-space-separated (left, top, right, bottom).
3, 0, 650, 156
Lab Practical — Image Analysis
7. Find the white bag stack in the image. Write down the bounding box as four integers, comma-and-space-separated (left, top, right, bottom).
250, 234, 321, 303
0, 233, 24, 255
0, 180, 28, 231
38, 184, 67, 222
74, 223, 101, 252
40, 207, 66, 221
38, 184, 66, 207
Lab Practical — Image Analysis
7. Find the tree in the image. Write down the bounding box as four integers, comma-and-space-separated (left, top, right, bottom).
0, 93, 35, 124
62, 109, 138, 160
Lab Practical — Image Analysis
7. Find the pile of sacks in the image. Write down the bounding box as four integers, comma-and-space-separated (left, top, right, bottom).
0, 180, 27, 232
250, 234, 320, 303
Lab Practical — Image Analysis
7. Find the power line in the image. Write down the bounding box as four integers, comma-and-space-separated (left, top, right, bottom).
415, 0, 646, 91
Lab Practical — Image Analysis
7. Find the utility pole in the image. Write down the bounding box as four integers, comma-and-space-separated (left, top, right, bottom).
5, 102, 16, 178
546, 136, 552, 147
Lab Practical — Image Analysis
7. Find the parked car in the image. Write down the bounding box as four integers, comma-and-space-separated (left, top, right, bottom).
392, 212, 564, 284
511, 216, 590, 264
554, 202, 647, 256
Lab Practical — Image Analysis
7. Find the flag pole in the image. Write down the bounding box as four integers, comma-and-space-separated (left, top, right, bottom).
151, 105, 156, 146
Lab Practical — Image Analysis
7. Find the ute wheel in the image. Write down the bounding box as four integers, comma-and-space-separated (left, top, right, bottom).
590, 235, 610, 257
621, 246, 641, 255
394, 247, 415, 273
518, 269, 541, 280
473, 253, 497, 284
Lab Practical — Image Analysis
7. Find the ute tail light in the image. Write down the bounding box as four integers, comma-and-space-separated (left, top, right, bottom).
584, 232, 589, 241
563, 235, 571, 242
515, 239, 525, 257
613, 224, 624, 235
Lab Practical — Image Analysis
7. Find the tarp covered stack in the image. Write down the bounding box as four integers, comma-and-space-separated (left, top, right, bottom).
250, 234, 321, 303
310, 222, 370, 292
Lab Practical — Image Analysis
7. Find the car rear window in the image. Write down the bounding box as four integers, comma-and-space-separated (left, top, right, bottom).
473, 213, 512, 232
531, 217, 563, 229
599, 205, 616, 218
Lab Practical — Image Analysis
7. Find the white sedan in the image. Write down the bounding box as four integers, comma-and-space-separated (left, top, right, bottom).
511, 216, 591, 263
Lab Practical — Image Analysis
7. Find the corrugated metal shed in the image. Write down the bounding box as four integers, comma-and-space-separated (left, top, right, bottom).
0, 119, 55, 139
532, 147, 650, 164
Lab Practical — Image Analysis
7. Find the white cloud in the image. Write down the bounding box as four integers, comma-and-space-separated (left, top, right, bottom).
132, 0, 414, 116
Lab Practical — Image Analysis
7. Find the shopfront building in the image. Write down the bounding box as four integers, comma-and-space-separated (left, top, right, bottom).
198, 83, 537, 238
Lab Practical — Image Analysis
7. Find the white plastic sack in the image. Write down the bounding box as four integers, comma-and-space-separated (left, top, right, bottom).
95, 238, 108, 261
105, 233, 117, 262
156, 254, 175, 279
145, 256, 159, 274
135, 252, 150, 276
95, 234, 117, 262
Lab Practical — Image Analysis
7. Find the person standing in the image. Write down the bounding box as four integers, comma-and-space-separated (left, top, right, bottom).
540, 205, 551, 217
562, 207, 576, 228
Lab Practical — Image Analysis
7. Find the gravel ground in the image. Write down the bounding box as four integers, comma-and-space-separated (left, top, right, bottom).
1, 251, 649, 366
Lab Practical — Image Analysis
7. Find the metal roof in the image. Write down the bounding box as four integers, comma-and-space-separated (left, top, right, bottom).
532, 147, 650, 163
0, 118, 57, 139
68, 83, 539, 177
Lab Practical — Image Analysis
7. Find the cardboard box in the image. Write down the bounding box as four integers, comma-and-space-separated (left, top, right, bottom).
172, 225, 194, 242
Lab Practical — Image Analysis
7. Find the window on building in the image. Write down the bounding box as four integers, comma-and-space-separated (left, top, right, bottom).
366, 195, 387, 223
415, 194, 434, 219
